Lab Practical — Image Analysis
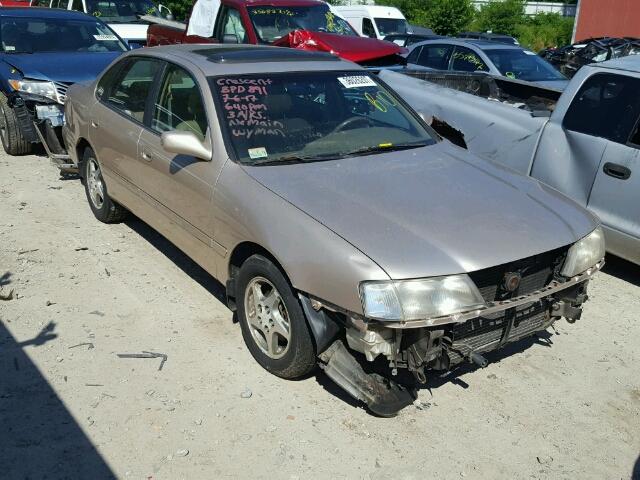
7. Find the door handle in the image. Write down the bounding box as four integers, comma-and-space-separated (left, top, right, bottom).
603, 162, 631, 180
141, 150, 153, 162
91, 121, 99, 129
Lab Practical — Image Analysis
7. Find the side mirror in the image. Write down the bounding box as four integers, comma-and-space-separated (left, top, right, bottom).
222, 33, 239, 44
161, 131, 212, 161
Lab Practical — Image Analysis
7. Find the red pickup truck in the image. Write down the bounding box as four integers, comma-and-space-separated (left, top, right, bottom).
146, 0, 405, 66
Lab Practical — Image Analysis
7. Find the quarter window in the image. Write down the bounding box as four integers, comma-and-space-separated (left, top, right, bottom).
563, 73, 640, 145
104, 58, 161, 122
450, 46, 488, 72
151, 65, 207, 141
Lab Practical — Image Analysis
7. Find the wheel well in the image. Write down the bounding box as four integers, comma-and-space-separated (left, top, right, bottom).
226, 242, 287, 309
75, 138, 91, 178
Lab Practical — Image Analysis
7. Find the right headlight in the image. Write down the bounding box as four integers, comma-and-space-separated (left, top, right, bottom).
359, 274, 486, 323
561, 226, 605, 278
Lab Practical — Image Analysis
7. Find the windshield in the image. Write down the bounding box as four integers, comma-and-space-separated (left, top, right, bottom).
212, 71, 435, 166
87, 0, 161, 23
247, 5, 357, 44
374, 18, 408, 36
485, 49, 566, 81
0, 17, 127, 53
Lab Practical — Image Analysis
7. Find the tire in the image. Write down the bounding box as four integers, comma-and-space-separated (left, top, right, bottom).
237, 255, 316, 379
0, 93, 32, 156
82, 147, 127, 223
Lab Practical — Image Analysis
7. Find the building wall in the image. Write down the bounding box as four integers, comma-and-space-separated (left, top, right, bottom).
574, 0, 640, 41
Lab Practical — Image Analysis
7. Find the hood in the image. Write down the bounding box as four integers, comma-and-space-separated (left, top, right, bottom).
274, 30, 404, 63
244, 142, 598, 280
108, 23, 149, 42
4, 52, 123, 85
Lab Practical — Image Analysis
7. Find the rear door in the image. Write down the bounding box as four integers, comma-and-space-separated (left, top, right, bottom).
408, 44, 453, 71
90, 56, 162, 189
136, 61, 218, 246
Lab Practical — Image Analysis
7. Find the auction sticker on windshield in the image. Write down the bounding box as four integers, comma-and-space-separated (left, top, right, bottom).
337, 75, 377, 89
248, 147, 268, 159
94, 34, 118, 41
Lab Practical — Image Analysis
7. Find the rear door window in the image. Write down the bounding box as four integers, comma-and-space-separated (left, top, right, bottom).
450, 46, 489, 72
103, 58, 161, 123
563, 73, 640, 145
416, 44, 453, 70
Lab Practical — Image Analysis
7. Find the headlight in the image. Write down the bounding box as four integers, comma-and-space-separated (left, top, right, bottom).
561, 226, 605, 277
360, 274, 485, 322
8, 79, 59, 103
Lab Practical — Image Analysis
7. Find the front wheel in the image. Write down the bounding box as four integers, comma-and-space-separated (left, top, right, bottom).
82, 147, 127, 223
0, 93, 32, 156
237, 255, 317, 379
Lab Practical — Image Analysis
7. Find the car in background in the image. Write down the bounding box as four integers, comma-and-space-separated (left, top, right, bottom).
1, 0, 31, 5
63, 44, 603, 416
333, 5, 408, 40
42, 0, 172, 47
406, 39, 569, 89
458, 31, 519, 46
540, 37, 640, 78
0, 7, 127, 156
384, 32, 443, 48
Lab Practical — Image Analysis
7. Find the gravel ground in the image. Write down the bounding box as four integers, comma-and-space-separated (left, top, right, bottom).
1, 151, 639, 480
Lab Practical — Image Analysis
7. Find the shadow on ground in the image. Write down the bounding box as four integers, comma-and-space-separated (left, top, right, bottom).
124, 216, 227, 305
633, 454, 640, 480
0, 272, 115, 478
603, 254, 640, 287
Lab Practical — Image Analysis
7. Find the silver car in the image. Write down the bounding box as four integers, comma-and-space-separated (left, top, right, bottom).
63, 45, 604, 416
406, 38, 570, 90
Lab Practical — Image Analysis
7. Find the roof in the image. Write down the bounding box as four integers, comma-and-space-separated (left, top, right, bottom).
333, 5, 404, 16
132, 44, 357, 76
0, 6, 95, 19
409, 38, 522, 51
597, 54, 640, 72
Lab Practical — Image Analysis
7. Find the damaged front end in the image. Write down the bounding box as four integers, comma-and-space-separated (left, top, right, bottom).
7, 79, 73, 168
308, 240, 604, 417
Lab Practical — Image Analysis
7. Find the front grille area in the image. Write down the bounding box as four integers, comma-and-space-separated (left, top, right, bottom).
446, 246, 569, 366
468, 246, 568, 302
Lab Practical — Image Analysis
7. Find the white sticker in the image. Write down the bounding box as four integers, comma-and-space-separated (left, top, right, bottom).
94, 34, 117, 41
524, 50, 536, 55
248, 147, 268, 159
337, 75, 377, 89
5, 46, 15, 51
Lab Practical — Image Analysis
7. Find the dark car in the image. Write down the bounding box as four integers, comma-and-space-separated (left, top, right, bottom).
458, 31, 519, 46
540, 37, 640, 78
384, 32, 444, 48
0, 7, 128, 156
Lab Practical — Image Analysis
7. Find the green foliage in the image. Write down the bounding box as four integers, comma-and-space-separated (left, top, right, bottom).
516, 12, 574, 51
160, 0, 192, 21
373, 0, 473, 36
472, 0, 525, 37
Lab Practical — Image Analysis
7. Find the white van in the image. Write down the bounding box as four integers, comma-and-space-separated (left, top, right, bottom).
333, 5, 408, 40
46, 0, 172, 46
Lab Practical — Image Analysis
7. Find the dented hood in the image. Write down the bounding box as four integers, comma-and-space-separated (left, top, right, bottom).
274, 30, 404, 63
245, 142, 598, 280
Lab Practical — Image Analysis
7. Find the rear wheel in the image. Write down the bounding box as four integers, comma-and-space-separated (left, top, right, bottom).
0, 93, 32, 156
237, 255, 316, 379
82, 147, 127, 223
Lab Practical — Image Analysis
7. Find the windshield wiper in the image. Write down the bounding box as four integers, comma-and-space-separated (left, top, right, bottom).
250, 153, 340, 166
343, 141, 429, 157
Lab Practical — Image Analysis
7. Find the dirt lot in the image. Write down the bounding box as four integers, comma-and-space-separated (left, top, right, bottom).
1, 150, 639, 480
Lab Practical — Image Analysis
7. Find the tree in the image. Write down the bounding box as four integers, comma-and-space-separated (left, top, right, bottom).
423, 0, 474, 36
516, 12, 574, 51
472, 0, 525, 37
